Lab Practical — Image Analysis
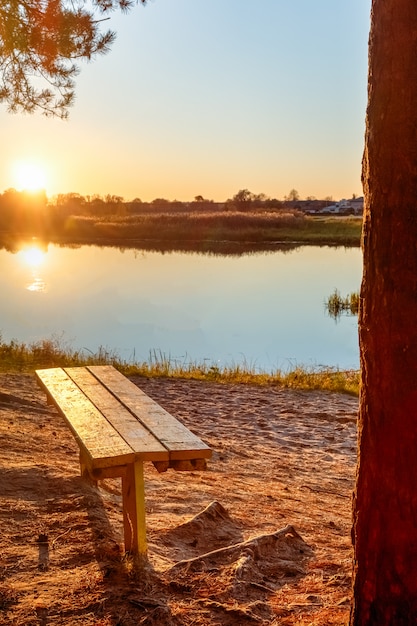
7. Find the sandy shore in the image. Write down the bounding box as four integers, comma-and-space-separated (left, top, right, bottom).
0, 373, 357, 625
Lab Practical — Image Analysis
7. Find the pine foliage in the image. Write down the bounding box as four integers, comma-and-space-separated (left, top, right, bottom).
0, 0, 146, 117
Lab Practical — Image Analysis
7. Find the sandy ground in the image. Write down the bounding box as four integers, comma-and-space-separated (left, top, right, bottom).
0, 373, 357, 625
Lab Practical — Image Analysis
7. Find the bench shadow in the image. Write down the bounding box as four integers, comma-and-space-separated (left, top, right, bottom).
79, 479, 173, 624
0, 466, 116, 566
1, 466, 172, 623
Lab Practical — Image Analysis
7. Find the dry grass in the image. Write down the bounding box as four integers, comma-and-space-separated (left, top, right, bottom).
1, 209, 362, 250
62, 212, 361, 248
0, 335, 359, 396
326, 290, 359, 319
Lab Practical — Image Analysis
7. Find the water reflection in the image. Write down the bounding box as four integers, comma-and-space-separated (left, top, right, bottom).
19, 245, 45, 267
0, 243, 361, 370
17, 243, 47, 293
0, 235, 345, 257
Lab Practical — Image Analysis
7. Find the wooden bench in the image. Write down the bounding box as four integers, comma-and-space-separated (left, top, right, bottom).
35, 365, 211, 556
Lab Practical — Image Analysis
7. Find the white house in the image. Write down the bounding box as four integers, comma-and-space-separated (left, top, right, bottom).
320, 197, 364, 215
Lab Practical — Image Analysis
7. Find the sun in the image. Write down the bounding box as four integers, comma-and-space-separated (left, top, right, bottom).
12, 160, 48, 192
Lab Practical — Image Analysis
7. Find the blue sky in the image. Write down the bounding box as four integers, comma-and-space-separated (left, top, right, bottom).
1, 0, 371, 201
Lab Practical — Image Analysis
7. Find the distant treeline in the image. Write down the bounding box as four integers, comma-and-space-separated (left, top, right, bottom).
0, 187, 336, 220
0, 188, 362, 252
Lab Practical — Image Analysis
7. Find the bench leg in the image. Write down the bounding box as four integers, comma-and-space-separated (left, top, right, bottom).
122, 461, 147, 556
79, 450, 98, 487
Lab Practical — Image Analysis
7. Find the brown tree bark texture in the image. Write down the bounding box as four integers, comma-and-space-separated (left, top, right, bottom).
351, 0, 417, 624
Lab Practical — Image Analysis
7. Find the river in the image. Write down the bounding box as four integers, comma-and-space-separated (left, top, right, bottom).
1, 242, 362, 372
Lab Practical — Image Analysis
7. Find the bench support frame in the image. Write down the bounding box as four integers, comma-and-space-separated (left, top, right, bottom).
80, 451, 148, 555
122, 461, 147, 555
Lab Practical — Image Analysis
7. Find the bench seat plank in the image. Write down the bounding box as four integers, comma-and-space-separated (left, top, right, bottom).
88, 365, 211, 461
64, 367, 169, 462
36, 368, 134, 469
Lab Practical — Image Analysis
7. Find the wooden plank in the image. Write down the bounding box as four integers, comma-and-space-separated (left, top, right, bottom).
122, 461, 147, 555
79, 449, 127, 480
64, 367, 168, 462
35, 368, 134, 469
169, 459, 207, 471
88, 365, 212, 461
90, 465, 127, 480
79, 449, 97, 485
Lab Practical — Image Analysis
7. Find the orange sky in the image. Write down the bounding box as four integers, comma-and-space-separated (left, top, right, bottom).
1, 1, 370, 202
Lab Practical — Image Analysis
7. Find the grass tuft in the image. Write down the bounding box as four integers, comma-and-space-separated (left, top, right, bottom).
0, 334, 359, 396
326, 289, 359, 318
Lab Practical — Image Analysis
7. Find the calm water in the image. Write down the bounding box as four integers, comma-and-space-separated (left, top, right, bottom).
1, 243, 362, 371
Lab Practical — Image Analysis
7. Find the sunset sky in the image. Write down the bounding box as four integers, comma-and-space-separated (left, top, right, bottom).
1, 0, 371, 202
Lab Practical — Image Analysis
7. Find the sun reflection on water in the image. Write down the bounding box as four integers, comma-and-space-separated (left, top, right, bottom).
21, 246, 45, 267
17, 244, 48, 292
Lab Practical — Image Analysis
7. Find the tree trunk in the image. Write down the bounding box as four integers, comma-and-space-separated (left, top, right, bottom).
351, 1, 417, 624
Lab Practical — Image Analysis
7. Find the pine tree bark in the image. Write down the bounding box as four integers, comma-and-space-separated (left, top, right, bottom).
351, 1, 417, 623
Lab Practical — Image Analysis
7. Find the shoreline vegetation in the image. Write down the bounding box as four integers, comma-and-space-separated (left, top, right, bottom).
0, 189, 362, 253
0, 335, 360, 396
1, 213, 362, 253
326, 289, 360, 318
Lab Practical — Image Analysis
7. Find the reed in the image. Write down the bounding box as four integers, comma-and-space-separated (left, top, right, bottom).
23, 211, 362, 250
326, 289, 360, 318
0, 335, 359, 395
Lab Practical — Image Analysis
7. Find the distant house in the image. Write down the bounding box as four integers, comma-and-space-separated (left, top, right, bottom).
348, 197, 364, 214
319, 197, 364, 215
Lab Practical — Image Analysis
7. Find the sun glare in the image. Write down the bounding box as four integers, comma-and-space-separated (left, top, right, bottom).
12, 160, 48, 192
17, 244, 47, 292
21, 246, 45, 268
